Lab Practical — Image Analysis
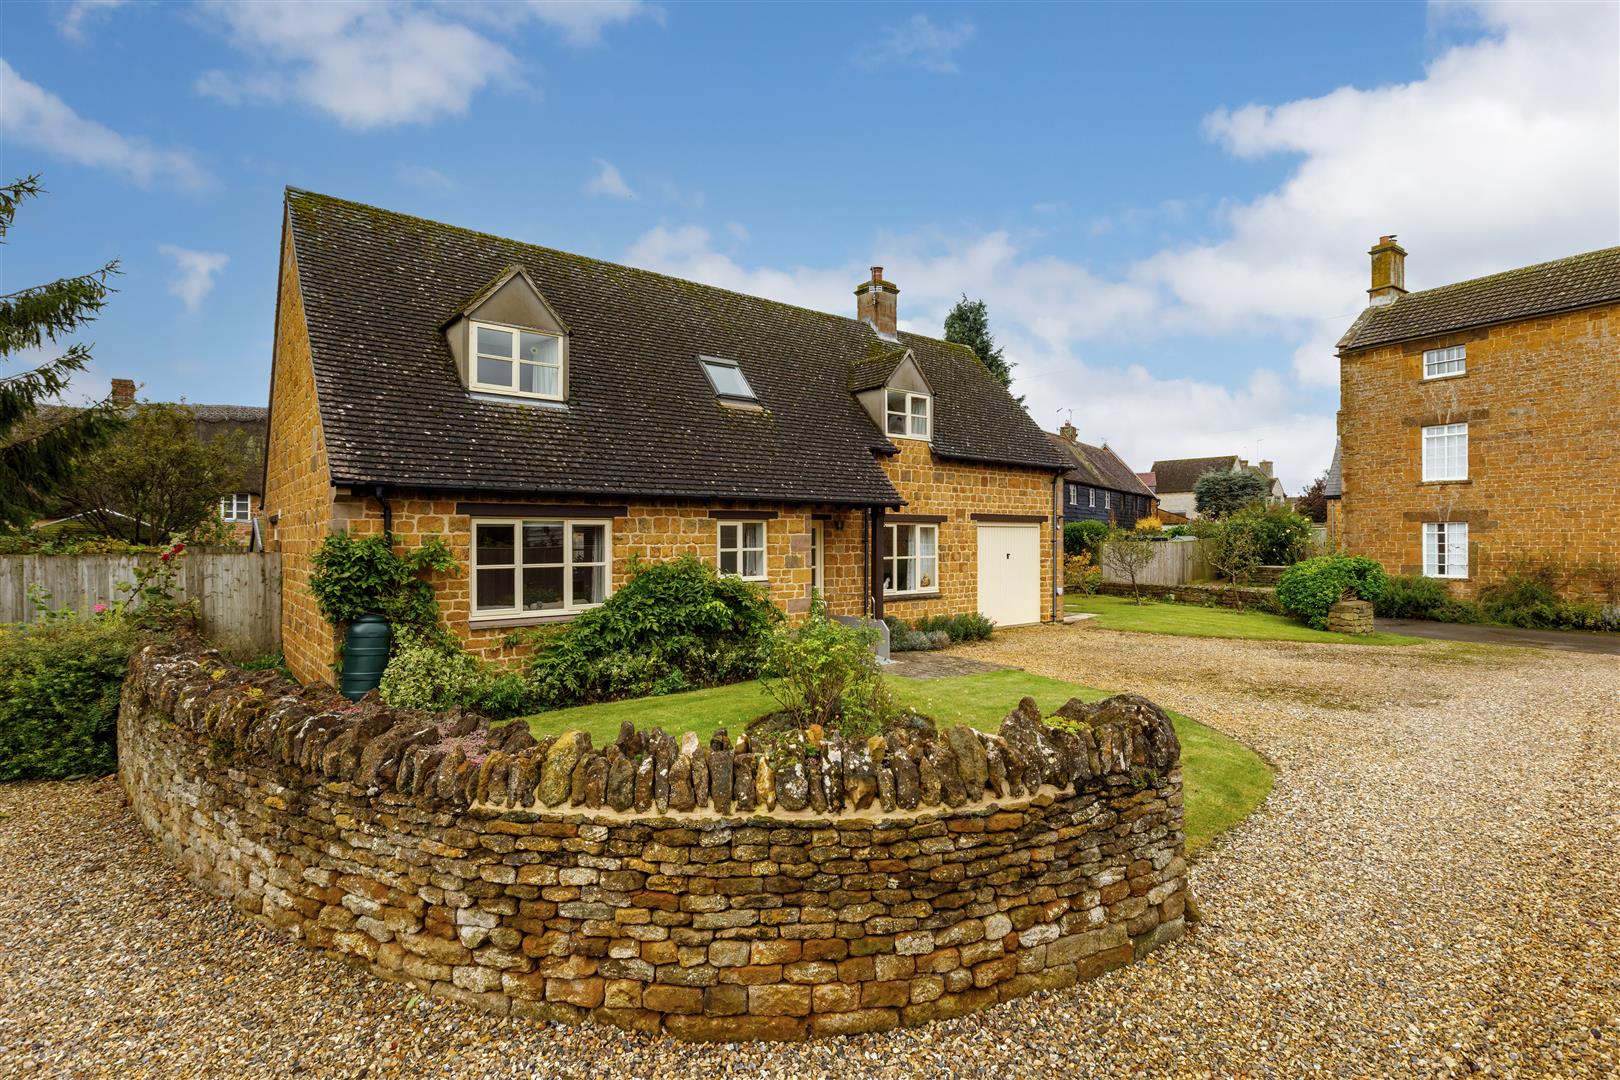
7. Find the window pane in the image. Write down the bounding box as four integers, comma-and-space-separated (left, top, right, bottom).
719, 523, 738, 552
520, 363, 560, 397
887, 412, 907, 435
719, 549, 739, 574
477, 356, 513, 387
742, 548, 765, 579
910, 412, 928, 436
918, 554, 937, 590
882, 524, 895, 560
910, 396, 929, 419
476, 567, 515, 610
887, 389, 907, 414
572, 564, 606, 605
893, 525, 914, 558
519, 332, 559, 366
918, 526, 937, 558
476, 524, 515, 565
703, 360, 754, 399
573, 524, 606, 564
522, 522, 563, 565
522, 566, 564, 610
477, 326, 513, 357
742, 522, 765, 550
894, 556, 916, 592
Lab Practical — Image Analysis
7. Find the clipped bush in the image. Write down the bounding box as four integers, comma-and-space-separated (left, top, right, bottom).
0, 619, 141, 780
528, 555, 781, 708
1276, 555, 1389, 629
1063, 520, 1109, 560
915, 612, 994, 643
1375, 575, 1454, 620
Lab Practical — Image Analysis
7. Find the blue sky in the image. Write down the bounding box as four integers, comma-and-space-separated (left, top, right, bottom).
3, 1, 1616, 491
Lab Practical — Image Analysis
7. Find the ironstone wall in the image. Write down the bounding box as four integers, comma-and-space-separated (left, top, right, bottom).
118, 640, 1188, 1040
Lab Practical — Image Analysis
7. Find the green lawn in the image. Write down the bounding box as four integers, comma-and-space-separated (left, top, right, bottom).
521, 669, 1272, 855
1066, 593, 1422, 646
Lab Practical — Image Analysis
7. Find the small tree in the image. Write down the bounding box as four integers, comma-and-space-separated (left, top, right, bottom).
943, 295, 1019, 400
1099, 529, 1160, 604
1193, 468, 1268, 519
1296, 472, 1329, 523
1, 176, 125, 529
64, 402, 253, 545
1206, 518, 1262, 587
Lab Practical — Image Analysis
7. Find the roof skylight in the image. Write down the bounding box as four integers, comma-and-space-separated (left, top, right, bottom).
699, 356, 756, 401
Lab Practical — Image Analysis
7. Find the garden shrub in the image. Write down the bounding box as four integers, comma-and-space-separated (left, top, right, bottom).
527, 555, 781, 708
309, 532, 457, 634
1479, 576, 1563, 629
378, 629, 538, 718
0, 619, 141, 780
1063, 520, 1108, 560
1225, 505, 1314, 566
1276, 555, 1389, 629
764, 599, 892, 739
1375, 575, 1454, 620
1063, 551, 1101, 593
1193, 469, 1269, 518
915, 612, 994, 643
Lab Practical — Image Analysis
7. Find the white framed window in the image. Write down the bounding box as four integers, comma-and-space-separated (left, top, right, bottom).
699, 356, 756, 401
470, 320, 565, 400
1105, 491, 1113, 511
1422, 422, 1468, 481
885, 389, 931, 440
884, 523, 938, 595
1423, 344, 1466, 379
1067, 485, 1078, 507
471, 519, 609, 618
219, 493, 252, 522
1423, 522, 1468, 579
1088, 488, 1095, 508
717, 520, 767, 580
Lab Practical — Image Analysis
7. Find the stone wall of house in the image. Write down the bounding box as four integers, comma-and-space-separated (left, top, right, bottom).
119, 640, 1187, 1041
1339, 301, 1619, 599
262, 231, 338, 684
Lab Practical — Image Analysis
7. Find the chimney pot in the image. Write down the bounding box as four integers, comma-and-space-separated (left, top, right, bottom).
855, 266, 899, 337
110, 378, 136, 406
1058, 421, 1078, 443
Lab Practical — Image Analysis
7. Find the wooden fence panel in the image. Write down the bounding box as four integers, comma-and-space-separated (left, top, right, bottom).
0, 552, 281, 656
1097, 539, 1211, 587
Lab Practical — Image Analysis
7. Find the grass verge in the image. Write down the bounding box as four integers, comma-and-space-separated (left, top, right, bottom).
521, 669, 1272, 855
1066, 593, 1421, 645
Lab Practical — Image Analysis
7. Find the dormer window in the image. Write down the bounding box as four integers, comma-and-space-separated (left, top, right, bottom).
471, 321, 564, 400
886, 389, 930, 439
699, 356, 756, 402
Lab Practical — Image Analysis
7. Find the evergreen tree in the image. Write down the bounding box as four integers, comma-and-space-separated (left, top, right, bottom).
0, 176, 124, 530
1296, 473, 1329, 523
943, 295, 1019, 400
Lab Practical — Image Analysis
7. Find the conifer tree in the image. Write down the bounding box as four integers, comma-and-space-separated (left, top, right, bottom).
0, 176, 124, 529
943, 294, 1017, 396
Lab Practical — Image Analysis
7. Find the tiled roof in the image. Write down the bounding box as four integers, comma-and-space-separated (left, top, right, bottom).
1046, 434, 1155, 497
1324, 441, 1342, 498
1136, 471, 1156, 491
1338, 246, 1620, 351
285, 190, 1065, 505
1148, 456, 1240, 495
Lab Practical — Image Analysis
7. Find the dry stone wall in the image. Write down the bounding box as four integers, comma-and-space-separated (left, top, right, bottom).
119, 640, 1188, 1040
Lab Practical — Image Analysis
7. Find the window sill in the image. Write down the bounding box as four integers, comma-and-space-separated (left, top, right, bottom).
884, 591, 942, 602
1418, 478, 1471, 486
1421, 371, 1467, 382
468, 612, 585, 629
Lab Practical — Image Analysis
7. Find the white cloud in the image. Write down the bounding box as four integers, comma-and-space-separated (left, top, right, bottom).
397, 163, 457, 191
463, 1, 658, 46
0, 59, 210, 189
195, 1, 518, 129
159, 245, 229, 312
855, 15, 975, 74
58, 0, 126, 42
584, 158, 635, 199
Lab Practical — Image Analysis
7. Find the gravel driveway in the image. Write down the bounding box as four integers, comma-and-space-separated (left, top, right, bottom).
3, 625, 1616, 1078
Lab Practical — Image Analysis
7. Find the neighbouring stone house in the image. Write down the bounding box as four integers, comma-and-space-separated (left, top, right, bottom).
1336, 238, 1619, 597
1146, 454, 1285, 520
264, 190, 1066, 684
1048, 423, 1157, 527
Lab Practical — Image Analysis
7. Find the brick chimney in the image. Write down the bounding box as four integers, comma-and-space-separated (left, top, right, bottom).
1058, 420, 1078, 443
1258, 459, 1274, 477
110, 378, 136, 406
855, 266, 898, 338
1368, 235, 1407, 306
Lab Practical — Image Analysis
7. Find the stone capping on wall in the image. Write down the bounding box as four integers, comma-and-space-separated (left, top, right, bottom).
119, 639, 1190, 1040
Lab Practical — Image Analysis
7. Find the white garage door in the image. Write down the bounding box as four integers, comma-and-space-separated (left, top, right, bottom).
976, 524, 1041, 627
